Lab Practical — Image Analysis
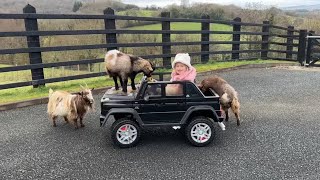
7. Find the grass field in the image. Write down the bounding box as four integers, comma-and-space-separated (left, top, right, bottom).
127, 22, 233, 41
117, 22, 234, 59
117, 10, 158, 17
128, 22, 231, 31
0, 60, 297, 105
0, 64, 104, 84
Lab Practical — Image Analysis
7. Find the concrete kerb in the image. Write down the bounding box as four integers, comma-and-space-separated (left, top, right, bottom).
0, 62, 299, 111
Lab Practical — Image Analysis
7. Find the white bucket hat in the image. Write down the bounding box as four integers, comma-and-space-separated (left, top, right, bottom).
172, 53, 192, 69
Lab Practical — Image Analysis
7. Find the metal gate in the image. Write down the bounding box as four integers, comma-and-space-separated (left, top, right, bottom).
306, 34, 320, 66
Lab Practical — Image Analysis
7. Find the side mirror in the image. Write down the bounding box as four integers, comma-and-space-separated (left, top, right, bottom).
144, 95, 150, 102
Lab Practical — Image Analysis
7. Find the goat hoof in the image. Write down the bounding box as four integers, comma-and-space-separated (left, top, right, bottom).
53, 124, 57, 127
114, 90, 123, 94
120, 92, 127, 96
81, 124, 85, 128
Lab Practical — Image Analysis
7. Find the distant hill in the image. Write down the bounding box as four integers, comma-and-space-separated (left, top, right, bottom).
0, 0, 81, 13
0, 0, 123, 14
282, 4, 320, 11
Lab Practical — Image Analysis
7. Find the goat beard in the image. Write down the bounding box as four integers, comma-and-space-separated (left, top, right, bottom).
89, 103, 96, 112
85, 100, 95, 112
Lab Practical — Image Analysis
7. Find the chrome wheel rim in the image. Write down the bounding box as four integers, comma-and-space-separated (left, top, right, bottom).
116, 124, 138, 145
190, 123, 211, 143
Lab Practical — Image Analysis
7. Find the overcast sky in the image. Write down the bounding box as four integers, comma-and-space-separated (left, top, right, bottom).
122, 0, 320, 8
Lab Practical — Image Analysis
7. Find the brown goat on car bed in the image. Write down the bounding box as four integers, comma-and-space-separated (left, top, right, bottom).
47, 86, 94, 129
104, 49, 154, 94
199, 75, 241, 126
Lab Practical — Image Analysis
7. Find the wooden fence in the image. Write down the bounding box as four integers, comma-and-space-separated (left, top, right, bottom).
0, 4, 310, 90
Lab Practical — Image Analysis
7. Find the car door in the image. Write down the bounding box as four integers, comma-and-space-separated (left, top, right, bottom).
137, 82, 186, 124
162, 82, 186, 123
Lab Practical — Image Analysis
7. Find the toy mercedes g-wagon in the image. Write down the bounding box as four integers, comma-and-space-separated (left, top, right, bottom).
100, 76, 223, 148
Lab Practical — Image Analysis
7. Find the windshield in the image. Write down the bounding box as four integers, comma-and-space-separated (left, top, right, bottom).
127, 76, 147, 98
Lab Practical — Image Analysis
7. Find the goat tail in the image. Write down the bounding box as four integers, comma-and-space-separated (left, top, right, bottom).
231, 97, 240, 113
105, 49, 119, 66
47, 88, 54, 115
231, 96, 241, 126
49, 88, 54, 97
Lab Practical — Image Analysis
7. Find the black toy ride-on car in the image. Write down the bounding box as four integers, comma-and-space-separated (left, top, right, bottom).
100, 76, 224, 148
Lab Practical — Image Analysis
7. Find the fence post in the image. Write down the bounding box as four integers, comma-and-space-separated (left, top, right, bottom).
286, 26, 294, 60
261, 21, 270, 60
298, 29, 308, 66
104, 7, 117, 51
161, 12, 171, 68
201, 14, 210, 63
159, 74, 164, 81
23, 4, 44, 88
306, 30, 315, 65
232, 17, 241, 60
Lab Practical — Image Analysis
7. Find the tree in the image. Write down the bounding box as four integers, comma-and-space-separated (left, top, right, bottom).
72, 1, 83, 12
170, 6, 180, 18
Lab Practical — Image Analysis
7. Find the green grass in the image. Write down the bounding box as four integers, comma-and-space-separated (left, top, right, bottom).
0, 76, 114, 104
123, 22, 232, 52
128, 22, 231, 31
0, 65, 103, 84
128, 22, 232, 41
0, 60, 297, 105
118, 10, 158, 17
194, 60, 293, 72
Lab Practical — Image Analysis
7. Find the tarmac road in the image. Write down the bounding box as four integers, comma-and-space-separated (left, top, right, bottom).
1, 67, 320, 179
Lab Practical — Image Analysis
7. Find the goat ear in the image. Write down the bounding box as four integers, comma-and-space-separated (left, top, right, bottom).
91, 88, 95, 91
76, 92, 81, 95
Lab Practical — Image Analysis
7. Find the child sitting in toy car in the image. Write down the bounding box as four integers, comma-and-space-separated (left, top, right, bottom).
165, 53, 197, 96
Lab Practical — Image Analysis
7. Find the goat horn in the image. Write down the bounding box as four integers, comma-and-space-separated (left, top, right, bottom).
80, 85, 85, 89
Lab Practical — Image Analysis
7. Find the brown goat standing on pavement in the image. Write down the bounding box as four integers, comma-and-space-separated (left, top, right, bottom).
105, 49, 154, 94
47, 86, 94, 129
199, 75, 241, 126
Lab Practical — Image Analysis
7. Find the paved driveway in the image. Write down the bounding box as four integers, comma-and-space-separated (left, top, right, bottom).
1, 67, 320, 179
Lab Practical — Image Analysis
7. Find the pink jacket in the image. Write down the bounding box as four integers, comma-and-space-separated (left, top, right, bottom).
170, 66, 197, 82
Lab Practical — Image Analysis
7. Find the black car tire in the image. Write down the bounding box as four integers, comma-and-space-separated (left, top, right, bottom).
185, 116, 215, 147
111, 118, 141, 148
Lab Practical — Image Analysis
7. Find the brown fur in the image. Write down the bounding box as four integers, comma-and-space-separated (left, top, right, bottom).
199, 75, 241, 126
47, 87, 94, 129
105, 49, 154, 93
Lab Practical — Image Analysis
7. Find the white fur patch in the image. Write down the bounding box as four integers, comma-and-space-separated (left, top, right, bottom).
105, 50, 120, 67
107, 49, 120, 54
220, 93, 230, 105
54, 101, 69, 117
